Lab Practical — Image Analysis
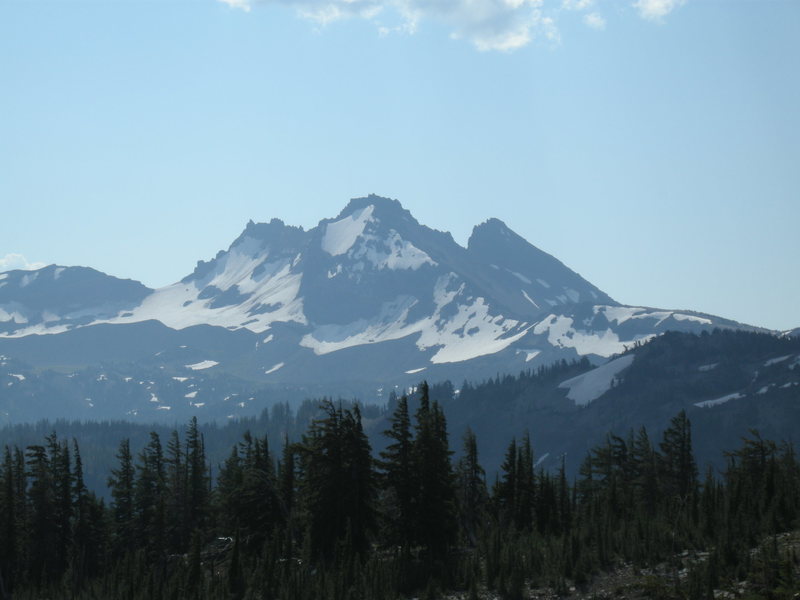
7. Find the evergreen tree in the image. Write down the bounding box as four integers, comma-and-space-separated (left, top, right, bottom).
299, 400, 376, 561
186, 417, 210, 536
455, 428, 487, 547
378, 394, 415, 549
165, 429, 188, 553
0, 447, 17, 595
412, 382, 457, 558
516, 431, 535, 532
134, 432, 167, 559
659, 410, 698, 502
494, 438, 518, 527
107, 439, 135, 556
25, 444, 59, 582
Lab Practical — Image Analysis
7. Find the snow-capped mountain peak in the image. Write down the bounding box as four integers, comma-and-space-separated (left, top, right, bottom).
0, 196, 765, 396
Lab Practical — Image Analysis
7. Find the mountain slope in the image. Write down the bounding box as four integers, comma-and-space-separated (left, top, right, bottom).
431, 329, 800, 478
0, 195, 769, 419
0, 265, 151, 336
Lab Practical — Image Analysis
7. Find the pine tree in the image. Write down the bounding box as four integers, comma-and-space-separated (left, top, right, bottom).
165, 429, 188, 553
215, 444, 243, 535
25, 444, 58, 582
108, 439, 135, 556
134, 432, 167, 560
379, 395, 415, 549
516, 432, 535, 532
494, 438, 517, 527
70, 439, 92, 586
0, 447, 17, 595
237, 433, 281, 549
659, 410, 698, 501
47, 433, 73, 577
412, 382, 456, 558
186, 417, 210, 537
455, 428, 487, 547
299, 400, 376, 561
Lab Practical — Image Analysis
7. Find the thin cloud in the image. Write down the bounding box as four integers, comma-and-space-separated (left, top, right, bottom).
583, 12, 605, 29
633, 0, 686, 22
562, 0, 593, 10
0, 253, 46, 273
219, 0, 685, 50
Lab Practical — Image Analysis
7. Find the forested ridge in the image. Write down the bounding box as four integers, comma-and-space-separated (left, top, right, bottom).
1, 383, 799, 599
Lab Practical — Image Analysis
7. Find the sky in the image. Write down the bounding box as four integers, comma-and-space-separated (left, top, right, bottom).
1, 0, 798, 331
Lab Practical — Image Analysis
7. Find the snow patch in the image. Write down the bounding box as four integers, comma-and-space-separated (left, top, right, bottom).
172, 376, 189, 382
405, 367, 426, 374
698, 363, 718, 372
9, 373, 25, 381
300, 273, 531, 365
54, 267, 65, 280
83, 250, 307, 336
525, 350, 540, 362
594, 305, 644, 325
558, 354, 634, 406
536, 278, 550, 289
20, 272, 38, 287
694, 392, 744, 408
185, 391, 198, 399
265, 362, 284, 374
322, 205, 374, 256
765, 355, 792, 367
156, 406, 172, 411
521, 290, 540, 309
510, 271, 532, 285
0, 306, 29, 324
349, 229, 436, 271
673, 313, 713, 325
594, 306, 704, 328
186, 360, 219, 370
534, 314, 654, 357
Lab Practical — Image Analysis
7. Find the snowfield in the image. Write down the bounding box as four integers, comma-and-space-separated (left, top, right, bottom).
185, 360, 219, 371
558, 355, 634, 406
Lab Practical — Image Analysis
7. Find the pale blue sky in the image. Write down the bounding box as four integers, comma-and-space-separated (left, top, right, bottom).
1, 0, 798, 331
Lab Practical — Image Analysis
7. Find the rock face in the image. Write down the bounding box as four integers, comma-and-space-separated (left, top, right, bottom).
0, 195, 766, 421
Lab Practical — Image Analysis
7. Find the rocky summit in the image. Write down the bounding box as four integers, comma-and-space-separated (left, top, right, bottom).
0, 195, 764, 421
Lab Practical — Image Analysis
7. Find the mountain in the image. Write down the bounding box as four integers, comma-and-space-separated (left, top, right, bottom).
2, 330, 796, 486
0, 195, 767, 422
0, 265, 151, 336
428, 328, 800, 477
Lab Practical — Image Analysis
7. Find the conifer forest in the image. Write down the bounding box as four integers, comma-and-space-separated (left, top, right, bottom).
1, 383, 799, 599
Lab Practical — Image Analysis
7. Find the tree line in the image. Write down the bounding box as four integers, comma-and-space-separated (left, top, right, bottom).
1, 383, 798, 599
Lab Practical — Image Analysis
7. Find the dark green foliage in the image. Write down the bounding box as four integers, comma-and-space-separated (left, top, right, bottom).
1, 407, 799, 599
298, 400, 376, 561
409, 383, 457, 558
456, 428, 488, 547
